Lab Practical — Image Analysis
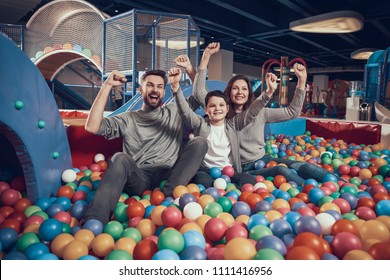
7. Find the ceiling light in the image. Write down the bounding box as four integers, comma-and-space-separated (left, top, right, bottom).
289, 11, 364, 33
350, 48, 377, 60
150, 37, 204, 50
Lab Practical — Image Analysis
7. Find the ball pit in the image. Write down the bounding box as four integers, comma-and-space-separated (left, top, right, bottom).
0, 132, 390, 260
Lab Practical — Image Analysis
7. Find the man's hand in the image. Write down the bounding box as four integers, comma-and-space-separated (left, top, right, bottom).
105, 70, 127, 87
168, 67, 182, 93
203, 42, 220, 57
293, 63, 307, 90
174, 55, 192, 69
265, 72, 278, 96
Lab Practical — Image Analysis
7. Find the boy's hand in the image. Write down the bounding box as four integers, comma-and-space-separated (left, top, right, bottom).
174, 55, 192, 69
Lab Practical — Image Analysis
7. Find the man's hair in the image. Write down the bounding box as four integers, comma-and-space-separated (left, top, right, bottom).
140, 70, 168, 87
205, 90, 229, 106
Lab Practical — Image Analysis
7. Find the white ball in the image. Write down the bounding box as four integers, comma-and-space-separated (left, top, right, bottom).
213, 178, 227, 190
94, 153, 105, 163
254, 182, 267, 190
61, 169, 77, 183
173, 197, 181, 206
183, 202, 203, 220
188, 133, 195, 140
315, 212, 336, 235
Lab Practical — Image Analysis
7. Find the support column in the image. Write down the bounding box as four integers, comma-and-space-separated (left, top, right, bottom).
208, 48, 233, 82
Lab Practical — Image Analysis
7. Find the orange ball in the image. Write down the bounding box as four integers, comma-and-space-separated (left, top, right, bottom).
224, 237, 256, 260
74, 229, 95, 249
180, 221, 203, 234
286, 246, 320, 260
133, 239, 158, 260
266, 161, 278, 168
273, 175, 287, 188
50, 233, 75, 258
62, 240, 89, 260
173, 185, 189, 199
114, 237, 136, 255
56, 185, 74, 199
195, 214, 212, 230
293, 232, 325, 258
235, 214, 250, 225
272, 198, 290, 210
150, 205, 166, 226
216, 212, 235, 227
358, 168, 372, 180
187, 183, 200, 193
343, 250, 374, 260
332, 219, 358, 236
198, 194, 215, 208
150, 190, 165, 205
264, 210, 283, 222
91, 233, 115, 257
136, 219, 156, 238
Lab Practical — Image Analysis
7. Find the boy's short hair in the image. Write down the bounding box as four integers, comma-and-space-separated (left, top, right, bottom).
205, 90, 229, 106
141, 70, 168, 87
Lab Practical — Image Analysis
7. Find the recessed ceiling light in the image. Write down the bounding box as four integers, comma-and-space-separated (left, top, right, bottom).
149, 38, 204, 50
290, 11, 364, 33
350, 48, 377, 60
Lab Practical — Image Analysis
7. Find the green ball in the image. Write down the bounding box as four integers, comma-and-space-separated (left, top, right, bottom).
79, 175, 91, 183
142, 194, 150, 200
329, 192, 340, 199
121, 228, 142, 243
32, 211, 49, 220
16, 232, 40, 252
157, 229, 184, 254
113, 204, 129, 223
106, 249, 133, 260
331, 159, 343, 169
66, 182, 78, 191
83, 170, 93, 177
378, 165, 390, 177
332, 153, 342, 160
349, 178, 361, 188
62, 222, 72, 234
249, 225, 273, 242
51, 152, 60, 159
38, 120, 46, 129
204, 202, 223, 218
305, 131, 311, 136
217, 196, 233, 212
321, 157, 332, 165
287, 188, 300, 198
15, 100, 24, 110
373, 175, 383, 182
254, 248, 284, 260
104, 221, 124, 241
24, 205, 42, 217
318, 196, 334, 207
348, 160, 359, 166
340, 185, 358, 196
342, 213, 358, 221
159, 180, 167, 190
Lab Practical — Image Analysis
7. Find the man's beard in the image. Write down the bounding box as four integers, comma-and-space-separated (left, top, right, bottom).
143, 93, 163, 109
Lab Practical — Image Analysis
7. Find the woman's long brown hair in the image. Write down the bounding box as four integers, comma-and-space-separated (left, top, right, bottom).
224, 74, 255, 119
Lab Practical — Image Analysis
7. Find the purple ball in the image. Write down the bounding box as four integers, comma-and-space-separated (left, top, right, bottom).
295, 216, 322, 236
256, 235, 287, 256
231, 201, 251, 218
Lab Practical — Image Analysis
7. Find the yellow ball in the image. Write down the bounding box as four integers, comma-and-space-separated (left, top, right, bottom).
173, 185, 189, 198
343, 250, 373, 260
63, 240, 89, 260
217, 212, 235, 227
319, 202, 341, 213
136, 219, 156, 238
235, 214, 250, 225
359, 220, 390, 242
195, 214, 212, 231
272, 199, 290, 210
198, 194, 215, 209
114, 237, 136, 255
51, 233, 75, 258
186, 183, 200, 193
74, 229, 95, 249
180, 222, 203, 234
264, 210, 283, 222
150, 205, 166, 226
91, 233, 115, 258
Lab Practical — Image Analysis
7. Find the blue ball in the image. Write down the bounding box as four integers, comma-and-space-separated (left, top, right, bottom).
253, 200, 272, 213
209, 167, 222, 179
35, 197, 52, 211
24, 242, 50, 260
255, 235, 287, 256
304, 178, 319, 188
275, 190, 291, 201
221, 174, 231, 183
269, 219, 293, 238
152, 249, 180, 260
54, 196, 71, 211
70, 200, 88, 220
376, 200, 390, 216
295, 216, 322, 236
247, 213, 269, 230
282, 212, 302, 233
204, 187, 221, 200
225, 190, 239, 200
231, 201, 251, 218
144, 205, 155, 218
291, 201, 308, 211
255, 160, 266, 170
323, 173, 338, 182
46, 203, 65, 218
179, 193, 196, 208
339, 192, 358, 210
183, 230, 206, 249
308, 188, 325, 204
78, 255, 99, 260
0, 228, 18, 252
322, 253, 339, 260
2, 251, 27, 260
38, 218, 63, 242
36, 253, 59, 260
180, 246, 207, 260
83, 219, 103, 236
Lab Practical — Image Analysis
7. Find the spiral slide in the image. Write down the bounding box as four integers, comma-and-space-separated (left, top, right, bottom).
0, 34, 72, 202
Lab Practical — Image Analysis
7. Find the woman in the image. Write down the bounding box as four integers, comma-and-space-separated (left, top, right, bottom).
193, 42, 335, 186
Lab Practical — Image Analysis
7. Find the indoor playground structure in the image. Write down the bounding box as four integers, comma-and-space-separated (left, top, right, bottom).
0, 0, 390, 261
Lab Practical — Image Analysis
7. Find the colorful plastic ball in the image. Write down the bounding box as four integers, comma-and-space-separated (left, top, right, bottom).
105, 249, 133, 260
231, 201, 251, 218
343, 249, 374, 260
152, 249, 180, 260
376, 200, 390, 216
204, 202, 223, 218
82, 219, 103, 236
180, 246, 207, 260
359, 220, 390, 241
91, 233, 115, 258
161, 206, 182, 227
150, 190, 165, 205
157, 229, 184, 254
136, 219, 156, 238
126, 201, 145, 219
225, 224, 248, 242
255, 160, 266, 170
314, 212, 336, 235
70, 200, 88, 220
355, 206, 377, 220
2, 251, 27, 260
38, 218, 62, 242
213, 178, 227, 190
203, 187, 221, 200
285, 246, 320, 260
254, 248, 284, 260
209, 167, 222, 179
307, 188, 325, 204
269, 219, 293, 238
0, 189, 20, 206
104, 221, 124, 241
331, 232, 362, 259
183, 230, 206, 249
149, 205, 166, 226
222, 165, 235, 177
256, 235, 287, 256
204, 218, 227, 242
94, 153, 105, 163
247, 213, 269, 230
63, 240, 89, 260
179, 193, 196, 208
183, 202, 203, 220
121, 227, 142, 243
73, 229, 94, 250
295, 216, 322, 236
46, 203, 64, 218
249, 224, 273, 241
367, 241, 390, 260
224, 237, 256, 260
61, 169, 77, 183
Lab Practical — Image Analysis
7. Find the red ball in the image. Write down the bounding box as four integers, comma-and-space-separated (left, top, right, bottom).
89, 164, 101, 172
126, 201, 145, 219
255, 175, 265, 183
332, 198, 351, 214
241, 184, 255, 193
133, 239, 158, 260
349, 166, 361, 177
97, 160, 107, 171
71, 190, 87, 203
150, 190, 165, 205
204, 218, 227, 242
337, 164, 351, 175
293, 232, 325, 258
161, 206, 182, 227
0, 181, 11, 194
331, 232, 362, 259
57, 185, 74, 199
13, 198, 32, 212
53, 211, 72, 224
354, 206, 377, 220
225, 224, 248, 242
222, 166, 235, 177
367, 242, 390, 260
273, 175, 287, 187
10, 176, 26, 193
0, 189, 20, 206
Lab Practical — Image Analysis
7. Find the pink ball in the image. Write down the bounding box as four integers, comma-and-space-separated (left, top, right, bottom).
89, 164, 101, 172
255, 175, 265, 183
225, 224, 248, 242
207, 247, 225, 260
241, 184, 255, 193
161, 206, 182, 227
53, 211, 72, 224
23, 215, 44, 227
320, 186, 332, 196
349, 166, 361, 177
128, 217, 142, 228
296, 207, 316, 217
332, 198, 351, 214
337, 164, 351, 175
331, 232, 362, 259
222, 166, 235, 177
0, 189, 20, 206
355, 206, 377, 220
204, 218, 227, 242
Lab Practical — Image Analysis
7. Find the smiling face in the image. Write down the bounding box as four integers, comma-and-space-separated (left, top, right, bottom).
229, 79, 250, 111
140, 74, 166, 110
205, 96, 229, 126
